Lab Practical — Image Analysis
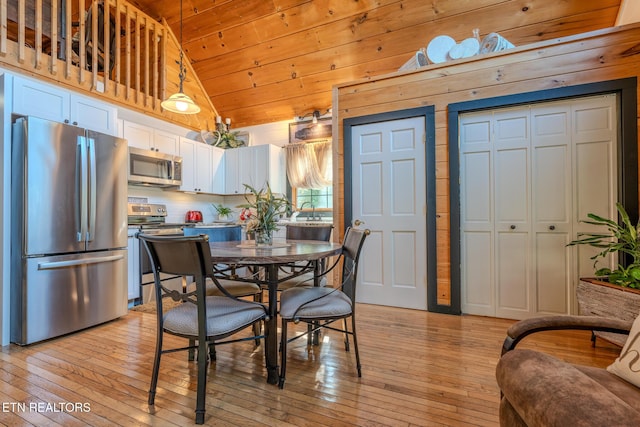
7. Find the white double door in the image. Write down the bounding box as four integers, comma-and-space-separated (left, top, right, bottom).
460, 94, 617, 319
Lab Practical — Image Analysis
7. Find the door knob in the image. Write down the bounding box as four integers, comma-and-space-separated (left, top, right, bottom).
549, 225, 556, 230
510, 225, 516, 230
353, 219, 365, 227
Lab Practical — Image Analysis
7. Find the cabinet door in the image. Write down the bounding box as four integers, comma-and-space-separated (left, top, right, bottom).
179, 137, 197, 191
70, 94, 118, 136
224, 148, 241, 194
195, 143, 213, 193
122, 121, 154, 150
13, 75, 69, 123
212, 146, 225, 194
153, 130, 179, 155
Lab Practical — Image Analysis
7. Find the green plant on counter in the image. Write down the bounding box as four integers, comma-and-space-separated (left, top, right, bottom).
567, 202, 640, 289
212, 203, 232, 217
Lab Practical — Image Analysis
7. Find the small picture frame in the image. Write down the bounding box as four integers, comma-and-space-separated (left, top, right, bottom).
289, 118, 332, 143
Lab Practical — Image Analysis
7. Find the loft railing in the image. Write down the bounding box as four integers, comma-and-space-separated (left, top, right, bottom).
0, 0, 171, 114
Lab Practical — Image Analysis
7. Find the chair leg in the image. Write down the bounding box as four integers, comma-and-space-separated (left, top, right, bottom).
343, 318, 350, 351
188, 339, 196, 361
279, 320, 288, 389
195, 338, 208, 424
253, 293, 262, 346
148, 331, 163, 405
208, 342, 217, 361
351, 316, 362, 377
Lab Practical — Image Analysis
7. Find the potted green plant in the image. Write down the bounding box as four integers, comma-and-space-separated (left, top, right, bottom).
567, 202, 640, 345
568, 202, 640, 289
236, 182, 290, 246
212, 203, 233, 221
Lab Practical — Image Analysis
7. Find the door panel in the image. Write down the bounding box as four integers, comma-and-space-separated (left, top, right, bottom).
496, 231, 529, 315
352, 117, 427, 309
86, 130, 128, 251
22, 118, 86, 255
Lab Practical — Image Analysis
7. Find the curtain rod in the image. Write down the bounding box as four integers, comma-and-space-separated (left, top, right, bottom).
286, 139, 331, 147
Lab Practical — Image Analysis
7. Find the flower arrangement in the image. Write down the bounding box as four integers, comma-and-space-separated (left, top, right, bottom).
237, 182, 290, 245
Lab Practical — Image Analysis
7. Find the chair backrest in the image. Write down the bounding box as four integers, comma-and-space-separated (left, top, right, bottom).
138, 233, 213, 303
286, 224, 333, 241
340, 227, 370, 301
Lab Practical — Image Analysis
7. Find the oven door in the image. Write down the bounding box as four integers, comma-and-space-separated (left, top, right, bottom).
138, 228, 186, 303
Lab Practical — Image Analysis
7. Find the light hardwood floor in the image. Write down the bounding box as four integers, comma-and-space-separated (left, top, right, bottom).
0, 304, 621, 426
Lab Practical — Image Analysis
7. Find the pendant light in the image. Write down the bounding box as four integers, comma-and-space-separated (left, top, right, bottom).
161, 0, 200, 114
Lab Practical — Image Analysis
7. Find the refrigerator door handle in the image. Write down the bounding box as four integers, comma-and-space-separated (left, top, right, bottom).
87, 138, 97, 242
77, 136, 88, 242
37, 254, 125, 270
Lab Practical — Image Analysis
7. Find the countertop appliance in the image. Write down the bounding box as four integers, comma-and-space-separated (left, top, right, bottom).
185, 210, 203, 223
128, 147, 182, 188
11, 116, 129, 345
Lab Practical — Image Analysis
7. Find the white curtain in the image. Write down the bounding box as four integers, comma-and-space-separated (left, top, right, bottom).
284, 140, 332, 189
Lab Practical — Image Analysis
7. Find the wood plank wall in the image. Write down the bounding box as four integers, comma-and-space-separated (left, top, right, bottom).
333, 23, 640, 307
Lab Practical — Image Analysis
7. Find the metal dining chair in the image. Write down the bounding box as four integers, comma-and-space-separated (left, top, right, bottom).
138, 233, 268, 425
276, 224, 334, 290
278, 226, 370, 389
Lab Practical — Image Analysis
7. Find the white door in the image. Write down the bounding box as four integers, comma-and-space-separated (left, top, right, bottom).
351, 117, 427, 310
460, 94, 617, 319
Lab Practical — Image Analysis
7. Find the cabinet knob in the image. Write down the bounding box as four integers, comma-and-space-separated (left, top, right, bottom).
549, 225, 556, 230
510, 225, 516, 230
64, 119, 69, 123
72, 121, 78, 125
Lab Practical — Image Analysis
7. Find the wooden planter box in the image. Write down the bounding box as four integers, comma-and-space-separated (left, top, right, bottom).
577, 278, 640, 346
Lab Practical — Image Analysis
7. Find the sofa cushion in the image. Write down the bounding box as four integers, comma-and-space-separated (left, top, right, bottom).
607, 313, 640, 388
496, 349, 640, 426
576, 365, 640, 413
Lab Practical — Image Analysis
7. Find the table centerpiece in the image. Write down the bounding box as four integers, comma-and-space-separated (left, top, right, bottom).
237, 182, 290, 246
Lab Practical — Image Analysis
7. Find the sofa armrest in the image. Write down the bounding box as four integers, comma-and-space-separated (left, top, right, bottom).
502, 315, 633, 355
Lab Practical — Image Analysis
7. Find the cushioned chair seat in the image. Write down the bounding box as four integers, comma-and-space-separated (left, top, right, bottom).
164, 297, 267, 337
279, 287, 351, 319
497, 348, 640, 426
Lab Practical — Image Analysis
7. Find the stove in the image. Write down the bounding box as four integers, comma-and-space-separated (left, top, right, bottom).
127, 202, 189, 303
128, 203, 193, 235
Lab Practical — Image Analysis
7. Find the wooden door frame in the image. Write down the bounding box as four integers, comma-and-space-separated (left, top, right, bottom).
448, 78, 639, 315
343, 106, 441, 312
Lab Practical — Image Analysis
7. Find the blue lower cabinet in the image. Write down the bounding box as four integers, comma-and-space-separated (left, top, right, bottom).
184, 226, 242, 242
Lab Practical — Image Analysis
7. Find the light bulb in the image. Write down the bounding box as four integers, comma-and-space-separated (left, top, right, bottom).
176, 101, 188, 112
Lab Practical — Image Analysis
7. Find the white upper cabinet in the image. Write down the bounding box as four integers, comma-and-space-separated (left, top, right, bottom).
224, 144, 284, 195
179, 137, 215, 193
12, 75, 118, 136
122, 121, 179, 155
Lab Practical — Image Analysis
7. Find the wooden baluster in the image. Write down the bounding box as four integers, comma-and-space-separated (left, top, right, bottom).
134, 9, 140, 104
125, 3, 130, 100
34, 0, 42, 69
152, 22, 158, 109
91, 0, 98, 89
18, 0, 25, 63
115, 0, 121, 96
50, 0, 57, 73
0, 0, 6, 56
160, 20, 166, 110
65, 0, 71, 78
78, 0, 85, 82
103, 0, 110, 92
144, 15, 149, 106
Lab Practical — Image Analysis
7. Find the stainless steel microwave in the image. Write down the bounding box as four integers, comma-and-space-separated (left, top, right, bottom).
128, 147, 182, 188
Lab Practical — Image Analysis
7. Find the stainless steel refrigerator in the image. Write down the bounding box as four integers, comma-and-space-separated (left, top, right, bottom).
11, 116, 128, 345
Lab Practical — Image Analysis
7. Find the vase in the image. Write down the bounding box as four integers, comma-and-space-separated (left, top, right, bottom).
255, 229, 273, 246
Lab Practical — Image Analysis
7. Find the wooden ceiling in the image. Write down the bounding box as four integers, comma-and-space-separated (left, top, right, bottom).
127, 0, 623, 128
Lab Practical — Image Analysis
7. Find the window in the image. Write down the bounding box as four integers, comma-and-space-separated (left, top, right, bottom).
294, 186, 333, 211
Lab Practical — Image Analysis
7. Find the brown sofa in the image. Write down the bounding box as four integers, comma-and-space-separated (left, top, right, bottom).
496, 315, 640, 426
